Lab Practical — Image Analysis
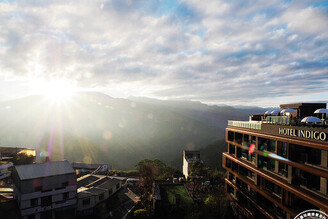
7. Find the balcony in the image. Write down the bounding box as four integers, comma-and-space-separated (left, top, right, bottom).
228, 120, 261, 130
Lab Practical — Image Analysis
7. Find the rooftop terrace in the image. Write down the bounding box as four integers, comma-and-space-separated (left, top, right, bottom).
228, 102, 328, 130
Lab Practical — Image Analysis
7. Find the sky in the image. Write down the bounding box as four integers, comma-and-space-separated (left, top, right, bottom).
0, 0, 328, 107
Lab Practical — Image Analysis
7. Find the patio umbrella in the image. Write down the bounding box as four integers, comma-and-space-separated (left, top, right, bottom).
314, 108, 328, 120
314, 108, 328, 114
301, 116, 322, 123
280, 109, 296, 115
270, 110, 281, 116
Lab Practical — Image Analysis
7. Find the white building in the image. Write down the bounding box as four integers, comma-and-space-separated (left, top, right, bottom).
12, 160, 77, 219
182, 150, 201, 179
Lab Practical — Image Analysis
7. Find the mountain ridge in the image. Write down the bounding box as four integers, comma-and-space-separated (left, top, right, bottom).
0, 92, 271, 169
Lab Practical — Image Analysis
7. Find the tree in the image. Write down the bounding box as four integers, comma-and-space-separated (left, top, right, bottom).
135, 159, 181, 213
189, 161, 211, 179
14, 153, 35, 165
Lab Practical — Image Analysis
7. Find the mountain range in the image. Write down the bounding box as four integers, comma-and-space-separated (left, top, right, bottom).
0, 92, 272, 169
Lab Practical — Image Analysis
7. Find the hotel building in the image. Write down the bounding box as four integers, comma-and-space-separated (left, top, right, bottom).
223, 103, 328, 219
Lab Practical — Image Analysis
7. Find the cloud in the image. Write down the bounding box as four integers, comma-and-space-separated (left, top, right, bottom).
0, 0, 328, 106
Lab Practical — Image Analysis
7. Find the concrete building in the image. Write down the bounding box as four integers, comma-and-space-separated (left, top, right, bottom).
12, 160, 77, 219
223, 102, 328, 218
182, 150, 201, 179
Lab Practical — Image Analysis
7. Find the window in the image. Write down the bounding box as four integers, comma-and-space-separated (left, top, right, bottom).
247, 170, 255, 181
258, 138, 276, 152
82, 198, 90, 206
62, 181, 69, 187
228, 131, 234, 141
269, 140, 276, 153
278, 163, 288, 178
30, 198, 38, 207
108, 188, 112, 195
265, 180, 282, 197
228, 144, 235, 155
235, 133, 243, 144
41, 196, 52, 207
227, 184, 234, 195
99, 194, 104, 200
243, 134, 250, 147
63, 192, 69, 200
259, 156, 275, 172
228, 172, 234, 181
282, 142, 287, 157
116, 183, 120, 189
226, 158, 232, 168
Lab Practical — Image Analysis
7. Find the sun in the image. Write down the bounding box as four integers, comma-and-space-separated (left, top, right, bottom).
39, 79, 77, 102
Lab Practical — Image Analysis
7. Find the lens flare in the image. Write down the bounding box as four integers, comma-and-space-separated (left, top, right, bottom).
249, 143, 255, 154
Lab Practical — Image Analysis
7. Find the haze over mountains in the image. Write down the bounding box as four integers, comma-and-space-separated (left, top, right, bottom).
0, 92, 271, 169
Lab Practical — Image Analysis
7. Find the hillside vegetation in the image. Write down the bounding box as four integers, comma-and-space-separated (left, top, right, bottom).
0, 92, 266, 169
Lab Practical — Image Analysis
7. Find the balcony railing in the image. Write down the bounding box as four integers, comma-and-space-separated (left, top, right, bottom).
263, 116, 291, 125
228, 120, 261, 130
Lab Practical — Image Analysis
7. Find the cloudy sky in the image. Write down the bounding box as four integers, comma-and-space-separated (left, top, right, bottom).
0, 0, 328, 106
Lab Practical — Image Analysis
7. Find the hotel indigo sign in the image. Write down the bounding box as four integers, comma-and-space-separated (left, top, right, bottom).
278, 128, 327, 141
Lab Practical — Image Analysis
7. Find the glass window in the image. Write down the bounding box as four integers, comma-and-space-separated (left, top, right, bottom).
235, 133, 243, 144
30, 198, 38, 207
63, 192, 69, 200
41, 196, 52, 207
82, 198, 90, 206
228, 144, 235, 155
278, 163, 288, 178
243, 134, 250, 147
99, 194, 104, 200
228, 131, 234, 141
226, 158, 232, 168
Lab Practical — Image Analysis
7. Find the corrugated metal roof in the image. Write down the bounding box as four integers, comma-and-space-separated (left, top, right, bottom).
77, 174, 103, 188
15, 160, 75, 180
97, 178, 122, 190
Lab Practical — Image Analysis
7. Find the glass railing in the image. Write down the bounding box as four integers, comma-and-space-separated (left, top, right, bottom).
263, 116, 290, 125
228, 120, 262, 130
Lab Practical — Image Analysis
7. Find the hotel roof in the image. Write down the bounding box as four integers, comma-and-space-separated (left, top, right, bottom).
15, 160, 75, 180
280, 102, 326, 108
